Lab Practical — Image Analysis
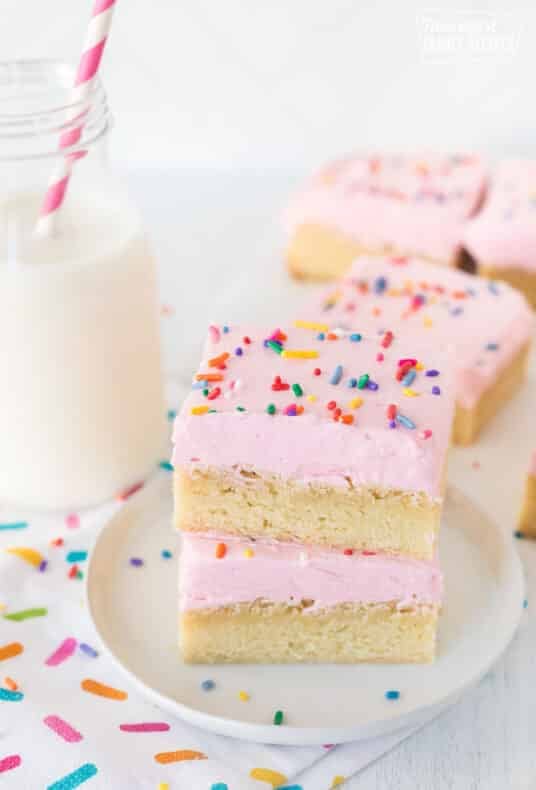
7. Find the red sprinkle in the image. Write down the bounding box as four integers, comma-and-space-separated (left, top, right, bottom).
327, 401, 337, 410
51, 537, 64, 548
387, 404, 397, 420
243, 336, 251, 344
313, 368, 321, 376
343, 549, 353, 556
272, 376, 290, 392
215, 543, 227, 559
362, 550, 377, 556
381, 331, 394, 348
396, 361, 413, 381
333, 408, 342, 420
116, 481, 144, 502
207, 387, 221, 401
68, 565, 79, 579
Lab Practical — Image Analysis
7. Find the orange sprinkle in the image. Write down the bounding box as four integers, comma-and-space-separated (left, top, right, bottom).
326, 332, 338, 341
340, 414, 354, 425
452, 290, 467, 299
0, 642, 23, 662
296, 405, 304, 415
208, 352, 230, 368
154, 750, 207, 764
81, 678, 127, 700
215, 543, 227, 559
372, 307, 381, 316
195, 373, 223, 382
4, 677, 18, 691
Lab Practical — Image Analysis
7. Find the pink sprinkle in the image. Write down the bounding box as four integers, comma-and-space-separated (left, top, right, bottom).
44, 715, 83, 743
0, 755, 21, 774
119, 722, 170, 733
398, 358, 417, 367
208, 325, 221, 343
376, 353, 384, 362
45, 637, 77, 667
66, 513, 80, 529
472, 460, 481, 470
116, 481, 144, 501
419, 429, 433, 440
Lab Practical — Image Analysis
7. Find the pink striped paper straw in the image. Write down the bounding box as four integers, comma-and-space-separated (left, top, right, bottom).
35, 0, 116, 235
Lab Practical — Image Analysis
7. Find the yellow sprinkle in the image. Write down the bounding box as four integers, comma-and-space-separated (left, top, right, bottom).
6, 547, 44, 568
243, 548, 254, 558
190, 405, 210, 415
331, 776, 346, 788
306, 394, 317, 402
250, 768, 288, 787
294, 320, 329, 332
423, 316, 433, 328
239, 690, 250, 702
403, 387, 420, 397
415, 362, 425, 370
281, 350, 319, 359
349, 397, 364, 410
158, 784, 170, 790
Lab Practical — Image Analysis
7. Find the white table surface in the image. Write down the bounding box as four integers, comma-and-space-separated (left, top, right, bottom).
126, 167, 536, 790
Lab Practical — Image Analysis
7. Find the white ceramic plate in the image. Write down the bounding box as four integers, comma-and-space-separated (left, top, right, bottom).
86, 474, 524, 745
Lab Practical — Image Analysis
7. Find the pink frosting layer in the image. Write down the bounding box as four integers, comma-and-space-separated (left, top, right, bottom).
173, 324, 455, 498
463, 160, 536, 272
307, 257, 533, 410
286, 153, 487, 261
179, 533, 443, 611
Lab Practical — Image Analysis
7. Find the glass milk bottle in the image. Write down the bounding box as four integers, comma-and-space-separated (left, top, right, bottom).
0, 61, 167, 509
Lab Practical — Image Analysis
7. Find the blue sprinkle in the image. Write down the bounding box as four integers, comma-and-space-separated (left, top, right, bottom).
235, 347, 243, 356
192, 379, 208, 390
166, 409, 177, 421
488, 281, 500, 295
486, 342, 499, 351
367, 379, 379, 391
79, 642, 99, 658
0, 688, 24, 701
0, 521, 28, 531
385, 690, 400, 700
402, 369, 416, 387
373, 276, 387, 294
347, 378, 357, 388
523, 598, 528, 609
432, 386, 441, 395
514, 530, 525, 539
425, 369, 439, 377
211, 784, 229, 790
330, 365, 343, 385
66, 550, 88, 564
396, 414, 416, 430
47, 763, 98, 790
161, 549, 173, 559
159, 460, 174, 472
279, 786, 304, 790
317, 332, 325, 341
201, 679, 215, 691
223, 326, 230, 333
349, 333, 362, 342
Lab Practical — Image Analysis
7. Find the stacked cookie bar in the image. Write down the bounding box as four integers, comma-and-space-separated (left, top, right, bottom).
173, 322, 455, 663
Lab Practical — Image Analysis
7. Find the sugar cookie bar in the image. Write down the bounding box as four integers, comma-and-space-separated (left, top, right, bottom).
286, 153, 487, 281
461, 160, 536, 308
172, 324, 455, 559
306, 257, 533, 445
518, 451, 536, 538
179, 533, 442, 664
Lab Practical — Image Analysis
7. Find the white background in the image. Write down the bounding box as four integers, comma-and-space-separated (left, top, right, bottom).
3, 2, 536, 788
3, 0, 536, 168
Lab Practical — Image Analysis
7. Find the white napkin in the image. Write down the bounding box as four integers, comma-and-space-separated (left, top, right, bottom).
0, 497, 425, 790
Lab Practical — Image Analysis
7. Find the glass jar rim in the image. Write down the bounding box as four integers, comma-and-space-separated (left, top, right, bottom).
0, 59, 112, 161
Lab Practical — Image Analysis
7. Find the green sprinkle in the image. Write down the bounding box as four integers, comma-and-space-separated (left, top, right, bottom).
208, 409, 217, 413
357, 374, 370, 390
292, 383, 303, 397
266, 403, 276, 415
273, 710, 284, 726
66, 550, 88, 563
161, 549, 173, 559
167, 409, 177, 421
76, 570, 84, 580
4, 607, 47, 622
203, 388, 209, 397
236, 406, 246, 412
159, 460, 174, 472
267, 340, 283, 354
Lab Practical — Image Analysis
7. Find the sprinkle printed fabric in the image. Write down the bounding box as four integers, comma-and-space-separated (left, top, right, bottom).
0, 476, 419, 789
